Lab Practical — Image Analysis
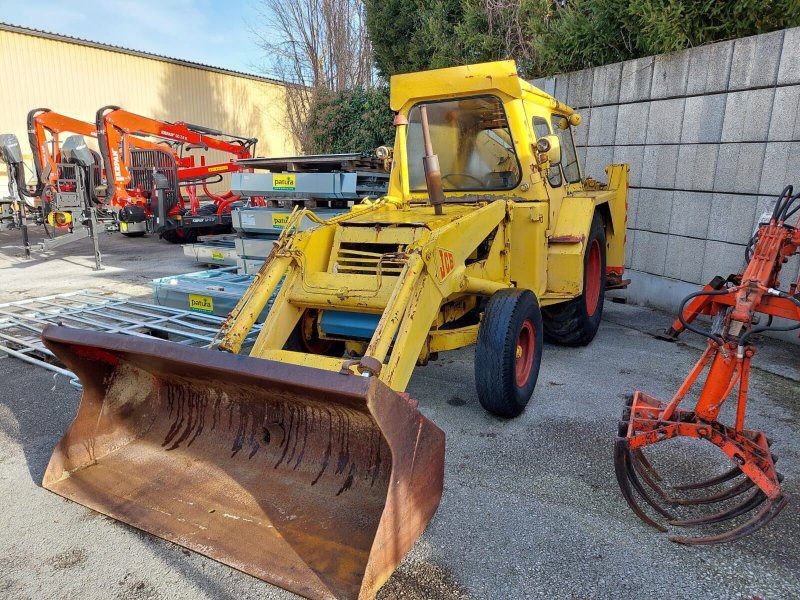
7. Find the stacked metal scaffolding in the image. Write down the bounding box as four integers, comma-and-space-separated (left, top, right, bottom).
0, 290, 260, 387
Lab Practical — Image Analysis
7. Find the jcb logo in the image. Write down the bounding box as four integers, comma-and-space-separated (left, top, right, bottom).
437, 248, 455, 280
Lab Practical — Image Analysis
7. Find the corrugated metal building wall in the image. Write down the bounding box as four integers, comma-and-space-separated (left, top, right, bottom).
0, 23, 295, 182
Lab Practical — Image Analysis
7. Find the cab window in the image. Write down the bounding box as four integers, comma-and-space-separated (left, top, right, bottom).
550, 115, 581, 184
407, 95, 521, 192
532, 116, 550, 139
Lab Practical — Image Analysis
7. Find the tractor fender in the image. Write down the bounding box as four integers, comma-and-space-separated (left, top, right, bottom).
545, 196, 596, 296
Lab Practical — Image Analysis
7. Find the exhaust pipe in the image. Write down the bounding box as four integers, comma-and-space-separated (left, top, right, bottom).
419, 105, 445, 216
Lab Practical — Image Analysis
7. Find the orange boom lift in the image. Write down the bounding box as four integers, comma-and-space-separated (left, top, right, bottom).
95, 106, 260, 242
615, 185, 800, 543
27, 108, 173, 229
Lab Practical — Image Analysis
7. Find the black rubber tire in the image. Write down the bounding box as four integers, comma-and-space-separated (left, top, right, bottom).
542, 212, 606, 346
475, 289, 544, 418
160, 204, 218, 244
161, 225, 197, 244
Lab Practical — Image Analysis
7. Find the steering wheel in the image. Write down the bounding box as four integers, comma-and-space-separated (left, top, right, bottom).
441, 173, 485, 188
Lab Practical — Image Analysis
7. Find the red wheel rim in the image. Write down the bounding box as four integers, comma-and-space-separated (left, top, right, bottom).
515, 320, 535, 387
585, 239, 602, 317
303, 337, 335, 355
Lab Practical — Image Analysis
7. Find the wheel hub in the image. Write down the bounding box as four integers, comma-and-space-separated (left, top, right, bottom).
585, 239, 602, 317
515, 320, 534, 387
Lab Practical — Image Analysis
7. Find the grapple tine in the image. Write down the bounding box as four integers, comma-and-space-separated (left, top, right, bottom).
669, 489, 767, 527
631, 449, 663, 482
673, 464, 743, 491
669, 496, 789, 545
631, 451, 680, 505
622, 445, 675, 520
614, 440, 668, 531
671, 476, 755, 506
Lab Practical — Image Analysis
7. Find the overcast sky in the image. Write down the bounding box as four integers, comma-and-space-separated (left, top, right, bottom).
0, 0, 271, 75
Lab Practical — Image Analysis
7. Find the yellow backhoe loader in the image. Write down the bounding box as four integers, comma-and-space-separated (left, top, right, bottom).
41, 60, 628, 600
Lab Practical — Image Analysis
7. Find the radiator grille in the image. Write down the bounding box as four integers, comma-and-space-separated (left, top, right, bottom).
333, 243, 406, 275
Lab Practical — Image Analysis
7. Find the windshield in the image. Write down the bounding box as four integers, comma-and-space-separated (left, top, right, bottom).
407, 95, 521, 193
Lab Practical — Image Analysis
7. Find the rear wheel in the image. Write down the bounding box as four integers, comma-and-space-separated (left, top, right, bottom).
160, 222, 197, 244
542, 212, 606, 346
284, 310, 345, 357
161, 204, 220, 244
475, 289, 543, 418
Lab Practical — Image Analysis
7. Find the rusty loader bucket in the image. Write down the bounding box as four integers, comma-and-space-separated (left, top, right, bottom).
41, 325, 445, 600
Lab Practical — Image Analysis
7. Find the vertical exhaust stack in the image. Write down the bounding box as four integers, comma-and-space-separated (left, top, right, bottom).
40, 325, 445, 600
419, 105, 445, 215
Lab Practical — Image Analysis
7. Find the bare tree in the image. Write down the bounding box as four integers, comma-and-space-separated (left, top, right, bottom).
253, 0, 375, 151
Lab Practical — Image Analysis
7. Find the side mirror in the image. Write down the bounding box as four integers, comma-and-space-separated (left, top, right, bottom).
535, 135, 562, 166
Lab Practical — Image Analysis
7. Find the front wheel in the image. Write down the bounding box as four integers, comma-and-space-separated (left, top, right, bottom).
475, 289, 544, 418
542, 211, 606, 346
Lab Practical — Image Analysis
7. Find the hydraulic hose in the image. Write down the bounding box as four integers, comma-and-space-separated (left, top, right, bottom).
772, 186, 794, 222
95, 105, 121, 203
23, 108, 51, 198
677, 287, 737, 347
737, 289, 800, 354
768, 186, 800, 223
780, 192, 800, 222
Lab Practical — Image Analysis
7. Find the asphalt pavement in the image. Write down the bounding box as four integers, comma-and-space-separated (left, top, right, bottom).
0, 226, 798, 599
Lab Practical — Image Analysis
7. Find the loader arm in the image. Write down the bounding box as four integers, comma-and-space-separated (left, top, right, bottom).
219, 200, 513, 391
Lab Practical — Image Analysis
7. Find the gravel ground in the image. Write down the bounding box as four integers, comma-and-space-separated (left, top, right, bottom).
1, 226, 798, 600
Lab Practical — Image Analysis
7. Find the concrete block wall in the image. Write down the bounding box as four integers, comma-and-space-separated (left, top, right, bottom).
532, 27, 800, 323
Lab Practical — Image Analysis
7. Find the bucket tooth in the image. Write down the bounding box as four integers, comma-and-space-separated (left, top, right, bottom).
41, 325, 445, 600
